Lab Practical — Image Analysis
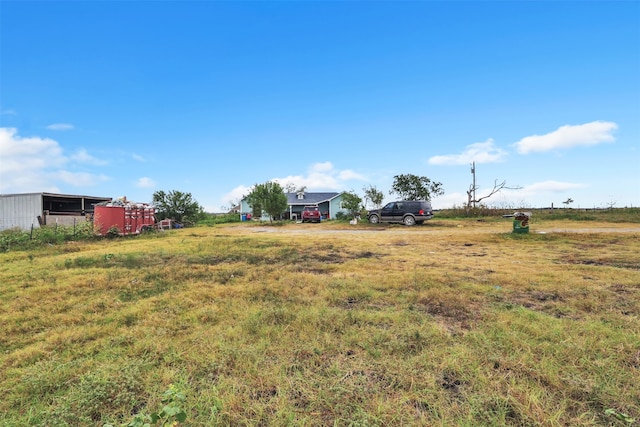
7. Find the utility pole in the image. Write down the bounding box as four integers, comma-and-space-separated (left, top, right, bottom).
471, 161, 476, 208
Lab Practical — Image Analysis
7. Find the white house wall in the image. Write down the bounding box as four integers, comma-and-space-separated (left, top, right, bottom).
0, 194, 43, 231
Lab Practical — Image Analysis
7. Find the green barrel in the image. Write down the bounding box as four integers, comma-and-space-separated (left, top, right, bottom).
512, 212, 530, 234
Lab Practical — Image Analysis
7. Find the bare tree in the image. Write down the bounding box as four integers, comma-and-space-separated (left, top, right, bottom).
221, 198, 242, 213
283, 183, 309, 195
466, 163, 521, 213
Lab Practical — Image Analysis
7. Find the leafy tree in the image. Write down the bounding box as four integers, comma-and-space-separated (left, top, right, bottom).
245, 181, 288, 223
341, 191, 363, 219
390, 174, 444, 201
363, 185, 384, 209
152, 190, 205, 226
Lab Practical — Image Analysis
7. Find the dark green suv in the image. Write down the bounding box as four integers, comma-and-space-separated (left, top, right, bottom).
367, 201, 434, 226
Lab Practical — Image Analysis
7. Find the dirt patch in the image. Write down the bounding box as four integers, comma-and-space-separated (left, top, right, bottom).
507, 290, 576, 319
563, 257, 640, 270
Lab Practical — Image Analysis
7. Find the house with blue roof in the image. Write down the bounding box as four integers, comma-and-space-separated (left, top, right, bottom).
240, 190, 348, 221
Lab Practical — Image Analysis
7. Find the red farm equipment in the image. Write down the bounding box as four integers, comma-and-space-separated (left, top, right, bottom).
93, 198, 156, 236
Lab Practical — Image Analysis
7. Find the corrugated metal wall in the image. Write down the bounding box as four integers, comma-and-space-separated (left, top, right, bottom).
0, 194, 43, 231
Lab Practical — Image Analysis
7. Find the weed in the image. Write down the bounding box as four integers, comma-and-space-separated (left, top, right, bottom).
605, 408, 636, 424
103, 384, 187, 427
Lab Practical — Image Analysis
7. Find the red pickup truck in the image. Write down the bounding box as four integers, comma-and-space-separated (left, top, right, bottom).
301, 205, 321, 223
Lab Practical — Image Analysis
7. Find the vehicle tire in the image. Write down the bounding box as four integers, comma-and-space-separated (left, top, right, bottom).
369, 214, 380, 224
403, 215, 416, 226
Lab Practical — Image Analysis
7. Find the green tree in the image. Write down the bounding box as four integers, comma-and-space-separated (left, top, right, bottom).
245, 181, 288, 223
363, 185, 384, 209
390, 174, 444, 201
341, 191, 363, 219
152, 190, 205, 226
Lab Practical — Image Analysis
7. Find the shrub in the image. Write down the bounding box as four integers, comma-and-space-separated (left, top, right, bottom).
197, 213, 242, 226
0, 220, 101, 252
335, 212, 348, 221
106, 226, 121, 238
0, 228, 32, 252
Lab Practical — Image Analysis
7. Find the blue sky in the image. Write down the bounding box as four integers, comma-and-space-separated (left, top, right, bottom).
1, 1, 638, 212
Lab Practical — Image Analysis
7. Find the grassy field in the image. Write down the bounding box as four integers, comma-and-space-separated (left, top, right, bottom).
1, 216, 639, 426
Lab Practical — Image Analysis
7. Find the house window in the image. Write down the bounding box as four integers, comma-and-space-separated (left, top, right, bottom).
297, 192, 304, 200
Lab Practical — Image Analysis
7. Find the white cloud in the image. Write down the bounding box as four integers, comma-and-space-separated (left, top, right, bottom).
4, 172, 61, 194
276, 162, 366, 191
221, 162, 367, 207
70, 148, 108, 166
310, 161, 333, 173
46, 123, 75, 131
136, 177, 156, 188
338, 169, 366, 181
277, 162, 367, 191
520, 180, 587, 193
56, 171, 110, 187
272, 173, 339, 191
430, 192, 468, 210
223, 184, 253, 206
0, 128, 66, 174
495, 180, 587, 207
428, 139, 508, 165
513, 121, 617, 154
132, 153, 146, 162
0, 127, 110, 193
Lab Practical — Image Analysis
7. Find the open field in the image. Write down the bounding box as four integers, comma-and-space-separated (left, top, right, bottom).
1, 218, 639, 426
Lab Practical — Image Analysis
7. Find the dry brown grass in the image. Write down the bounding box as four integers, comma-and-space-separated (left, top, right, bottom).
1, 219, 639, 426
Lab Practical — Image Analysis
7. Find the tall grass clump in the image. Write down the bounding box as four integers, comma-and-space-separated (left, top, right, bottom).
0, 220, 174, 253
0, 220, 99, 252
0, 228, 32, 252
437, 204, 514, 219
197, 213, 242, 226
